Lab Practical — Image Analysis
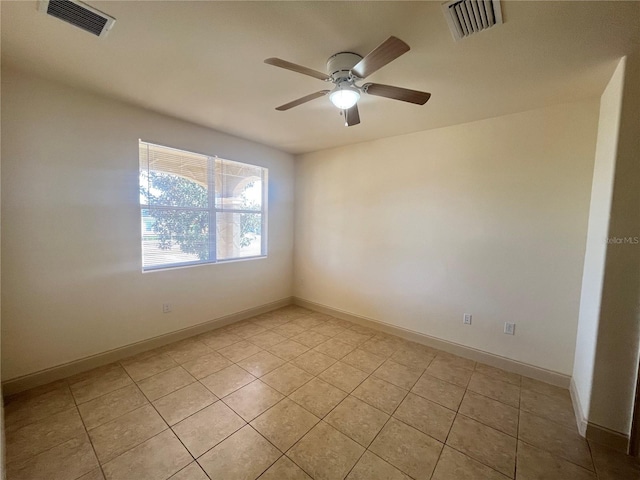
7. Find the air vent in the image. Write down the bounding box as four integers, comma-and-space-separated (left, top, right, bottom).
38, 0, 115, 37
442, 0, 503, 41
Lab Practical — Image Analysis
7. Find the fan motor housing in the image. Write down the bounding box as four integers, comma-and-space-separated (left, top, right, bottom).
327, 52, 363, 82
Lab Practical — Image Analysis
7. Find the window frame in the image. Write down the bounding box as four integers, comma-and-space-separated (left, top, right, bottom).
139, 140, 268, 272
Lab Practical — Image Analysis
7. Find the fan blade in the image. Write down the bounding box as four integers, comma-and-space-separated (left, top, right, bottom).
345, 104, 360, 126
363, 83, 431, 105
265, 58, 330, 81
275, 90, 330, 111
351, 36, 410, 79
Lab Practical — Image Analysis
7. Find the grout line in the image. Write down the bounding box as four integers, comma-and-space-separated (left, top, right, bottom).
7, 306, 586, 480
68, 383, 109, 480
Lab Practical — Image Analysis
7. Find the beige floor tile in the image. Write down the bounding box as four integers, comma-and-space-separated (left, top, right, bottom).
232, 322, 268, 338
314, 338, 356, 360
218, 340, 263, 362
459, 391, 518, 437
590, 441, 640, 480
431, 446, 510, 480
307, 311, 333, 321
393, 392, 455, 442
352, 376, 407, 414
339, 329, 373, 346
518, 411, 594, 470
88, 404, 167, 464
4, 383, 76, 430
198, 425, 281, 480
292, 349, 337, 375
348, 324, 378, 336
325, 395, 389, 447
467, 372, 520, 408
373, 359, 424, 390
326, 318, 354, 329
153, 382, 217, 426
391, 347, 436, 371
342, 349, 386, 374
200, 364, 256, 398
5, 380, 69, 403
359, 337, 399, 357
411, 373, 465, 411
102, 430, 191, 480
291, 330, 332, 348
247, 330, 288, 348
475, 363, 521, 386
346, 451, 411, 480
434, 352, 477, 370
521, 377, 570, 402
267, 339, 310, 361
6, 407, 86, 464
519, 387, 576, 430
319, 361, 369, 393
181, 351, 233, 379
369, 418, 443, 480
287, 421, 365, 480
198, 331, 243, 351
69, 364, 134, 404
162, 339, 213, 365
253, 316, 293, 329
251, 397, 320, 451
260, 456, 312, 479
121, 353, 178, 382
311, 324, 348, 338
289, 377, 348, 418
426, 357, 474, 387
446, 415, 516, 478
137, 366, 195, 401
516, 441, 597, 480
237, 350, 286, 377
168, 462, 210, 480
78, 384, 148, 430
6, 433, 99, 480
259, 363, 312, 395
274, 322, 308, 338
222, 379, 285, 421
172, 400, 245, 457
291, 316, 325, 330
78, 468, 105, 480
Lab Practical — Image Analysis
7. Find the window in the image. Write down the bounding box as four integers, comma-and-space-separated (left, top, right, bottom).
139, 141, 267, 271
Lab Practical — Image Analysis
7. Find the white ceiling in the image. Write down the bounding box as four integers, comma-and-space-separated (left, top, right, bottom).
2, 1, 639, 154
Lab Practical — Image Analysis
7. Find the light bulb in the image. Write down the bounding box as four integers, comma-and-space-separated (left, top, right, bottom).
329, 87, 360, 110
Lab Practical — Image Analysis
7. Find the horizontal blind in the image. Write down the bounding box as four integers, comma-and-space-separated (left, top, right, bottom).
139, 140, 268, 270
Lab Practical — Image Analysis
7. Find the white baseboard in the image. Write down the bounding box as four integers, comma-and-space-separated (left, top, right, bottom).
294, 297, 571, 388
570, 378, 589, 437
2, 297, 293, 397
570, 379, 630, 452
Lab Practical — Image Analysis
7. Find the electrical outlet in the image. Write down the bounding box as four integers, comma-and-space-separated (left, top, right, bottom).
162, 303, 172, 313
504, 322, 515, 335
463, 314, 472, 325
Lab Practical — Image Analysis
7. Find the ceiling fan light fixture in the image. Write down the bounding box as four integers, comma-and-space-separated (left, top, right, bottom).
329, 85, 360, 110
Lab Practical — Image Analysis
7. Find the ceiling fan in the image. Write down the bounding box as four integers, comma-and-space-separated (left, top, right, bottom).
264, 36, 431, 127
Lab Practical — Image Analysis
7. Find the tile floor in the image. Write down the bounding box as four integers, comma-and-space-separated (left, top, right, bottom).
4, 305, 639, 480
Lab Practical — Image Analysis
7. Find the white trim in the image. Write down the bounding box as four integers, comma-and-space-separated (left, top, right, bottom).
570, 378, 589, 437
570, 378, 630, 452
2, 297, 293, 397
294, 296, 571, 388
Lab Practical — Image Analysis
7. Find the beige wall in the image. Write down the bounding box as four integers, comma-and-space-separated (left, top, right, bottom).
295, 100, 599, 375
1, 69, 295, 381
572, 57, 625, 431
587, 51, 640, 436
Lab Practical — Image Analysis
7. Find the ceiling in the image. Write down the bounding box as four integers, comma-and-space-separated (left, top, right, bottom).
2, 1, 639, 154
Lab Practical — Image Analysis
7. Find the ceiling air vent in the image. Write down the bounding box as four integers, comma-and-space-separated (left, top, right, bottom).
38, 0, 115, 37
442, 0, 503, 41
